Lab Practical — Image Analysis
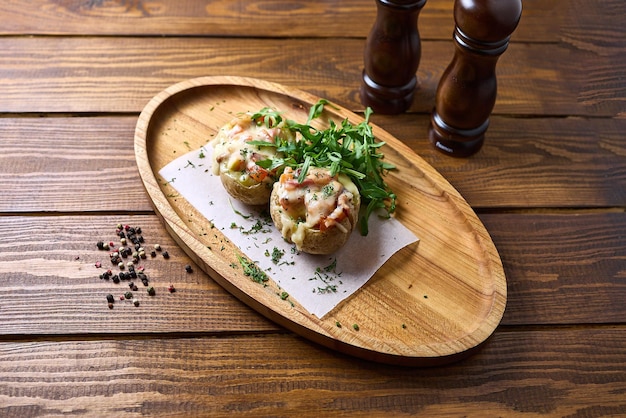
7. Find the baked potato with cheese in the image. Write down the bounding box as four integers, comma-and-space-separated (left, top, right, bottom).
270, 166, 360, 255
211, 112, 294, 205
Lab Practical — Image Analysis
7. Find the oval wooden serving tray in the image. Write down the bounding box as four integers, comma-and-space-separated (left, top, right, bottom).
134, 76, 506, 366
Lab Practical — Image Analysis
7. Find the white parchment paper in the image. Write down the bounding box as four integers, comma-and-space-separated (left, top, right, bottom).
159, 146, 418, 317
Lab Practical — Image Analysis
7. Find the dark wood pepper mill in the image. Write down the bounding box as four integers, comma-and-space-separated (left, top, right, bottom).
360, 0, 427, 114
429, 0, 522, 157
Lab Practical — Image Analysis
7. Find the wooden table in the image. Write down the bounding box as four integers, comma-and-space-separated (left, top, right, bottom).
1, 0, 624, 416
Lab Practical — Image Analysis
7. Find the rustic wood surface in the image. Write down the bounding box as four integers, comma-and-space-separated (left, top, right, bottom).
133, 76, 507, 365
0, 0, 625, 415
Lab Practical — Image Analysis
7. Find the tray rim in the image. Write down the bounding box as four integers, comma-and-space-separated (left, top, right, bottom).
134, 75, 507, 366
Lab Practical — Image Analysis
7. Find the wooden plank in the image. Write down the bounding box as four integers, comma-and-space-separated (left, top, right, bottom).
0, 37, 623, 117
2, 116, 625, 213
375, 115, 626, 209
0, 0, 559, 42
0, 329, 625, 416
481, 212, 626, 325
0, 215, 279, 335
0, 117, 153, 213
0, 213, 624, 336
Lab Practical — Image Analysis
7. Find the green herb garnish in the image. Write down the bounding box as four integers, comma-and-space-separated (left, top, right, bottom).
237, 254, 268, 285
252, 101, 396, 235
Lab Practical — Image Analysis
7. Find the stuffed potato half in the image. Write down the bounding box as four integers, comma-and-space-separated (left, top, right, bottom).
270, 166, 361, 255
211, 113, 294, 205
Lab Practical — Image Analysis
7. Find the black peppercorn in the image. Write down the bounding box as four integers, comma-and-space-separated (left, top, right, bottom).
185, 265, 193, 273
106, 294, 115, 304
147, 286, 156, 296
97, 241, 105, 250
162, 251, 169, 259
112, 275, 120, 284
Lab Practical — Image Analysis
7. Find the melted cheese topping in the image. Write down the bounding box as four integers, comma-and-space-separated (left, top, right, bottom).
211, 113, 292, 186
276, 166, 358, 250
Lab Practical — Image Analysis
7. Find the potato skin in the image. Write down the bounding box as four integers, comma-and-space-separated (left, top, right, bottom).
269, 177, 360, 255
211, 112, 291, 206
220, 171, 273, 206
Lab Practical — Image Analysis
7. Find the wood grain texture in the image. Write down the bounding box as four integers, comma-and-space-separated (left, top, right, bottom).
133, 76, 506, 365
0, 213, 623, 336
0, 0, 623, 412
481, 212, 626, 325
0, 0, 560, 42
0, 37, 623, 117
1, 329, 625, 417
2, 116, 624, 213
0, 215, 278, 336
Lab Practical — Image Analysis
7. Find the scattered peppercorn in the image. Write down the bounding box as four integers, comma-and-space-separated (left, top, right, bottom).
184, 265, 193, 273
352, 324, 360, 331
108, 303, 114, 309
99, 223, 176, 309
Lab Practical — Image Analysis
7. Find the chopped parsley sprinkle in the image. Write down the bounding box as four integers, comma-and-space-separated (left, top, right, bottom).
237, 255, 268, 286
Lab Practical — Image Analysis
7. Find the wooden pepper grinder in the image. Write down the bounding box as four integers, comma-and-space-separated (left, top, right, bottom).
429, 0, 522, 157
360, 0, 427, 114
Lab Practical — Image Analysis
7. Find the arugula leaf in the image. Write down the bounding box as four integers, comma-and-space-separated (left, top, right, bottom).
246, 101, 397, 235
249, 107, 283, 128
